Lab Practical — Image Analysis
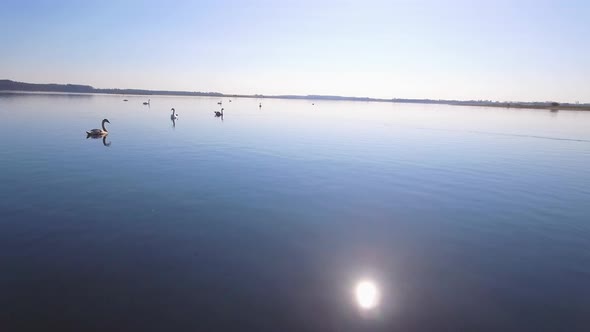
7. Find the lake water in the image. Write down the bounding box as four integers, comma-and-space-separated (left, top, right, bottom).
0, 93, 589, 331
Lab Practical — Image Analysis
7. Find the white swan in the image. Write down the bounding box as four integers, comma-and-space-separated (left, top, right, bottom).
171, 108, 178, 120
86, 119, 110, 136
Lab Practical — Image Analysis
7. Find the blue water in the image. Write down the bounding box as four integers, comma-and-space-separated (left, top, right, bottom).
0, 93, 589, 331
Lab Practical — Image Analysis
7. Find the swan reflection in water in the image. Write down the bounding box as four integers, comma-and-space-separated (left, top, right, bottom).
86, 134, 111, 147
102, 136, 111, 147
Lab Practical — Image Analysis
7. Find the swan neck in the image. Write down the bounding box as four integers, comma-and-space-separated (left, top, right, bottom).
102, 120, 108, 132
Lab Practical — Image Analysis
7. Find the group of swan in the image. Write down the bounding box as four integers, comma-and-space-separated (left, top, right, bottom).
87, 106, 179, 131
87, 98, 249, 138
86, 109, 180, 137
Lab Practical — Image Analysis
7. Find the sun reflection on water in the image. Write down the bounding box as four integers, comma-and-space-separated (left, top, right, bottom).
354, 279, 380, 310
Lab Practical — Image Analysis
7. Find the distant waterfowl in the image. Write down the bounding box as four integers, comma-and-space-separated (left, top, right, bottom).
143, 99, 150, 105
86, 119, 110, 137
171, 108, 179, 120
217, 101, 223, 105
214, 108, 224, 117
123, 99, 128, 102
259, 102, 262, 108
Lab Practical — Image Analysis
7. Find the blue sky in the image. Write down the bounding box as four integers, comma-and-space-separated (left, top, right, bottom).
1, 0, 589, 102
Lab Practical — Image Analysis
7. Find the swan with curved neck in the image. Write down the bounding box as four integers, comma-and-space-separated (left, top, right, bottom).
214, 108, 224, 117
171, 108, 178, 120
143, 99, 150, 105
86, 119, 110, 136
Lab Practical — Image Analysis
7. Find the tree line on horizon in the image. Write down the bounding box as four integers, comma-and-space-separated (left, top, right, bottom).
1, 79, 587, 110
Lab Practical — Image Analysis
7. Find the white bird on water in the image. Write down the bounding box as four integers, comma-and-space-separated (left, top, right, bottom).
86, 119, 110, 137
171, 108, 179, 120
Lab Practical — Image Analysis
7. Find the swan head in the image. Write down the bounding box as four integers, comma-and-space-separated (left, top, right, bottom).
102, 119, 110, 124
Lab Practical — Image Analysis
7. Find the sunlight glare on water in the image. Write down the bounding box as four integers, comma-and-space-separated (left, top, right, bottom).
355, 279, 380, 310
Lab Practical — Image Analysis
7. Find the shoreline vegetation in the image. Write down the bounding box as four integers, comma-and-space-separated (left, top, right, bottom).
2, 79, 589, 111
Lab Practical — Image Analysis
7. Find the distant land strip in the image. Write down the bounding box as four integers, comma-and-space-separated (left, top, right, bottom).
1, 79, 589, 111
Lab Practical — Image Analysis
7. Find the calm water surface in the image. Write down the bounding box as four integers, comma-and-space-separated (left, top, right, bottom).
0, 93, 589, 331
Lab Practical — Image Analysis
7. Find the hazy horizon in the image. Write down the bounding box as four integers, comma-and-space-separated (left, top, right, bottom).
1, 0, 589, 103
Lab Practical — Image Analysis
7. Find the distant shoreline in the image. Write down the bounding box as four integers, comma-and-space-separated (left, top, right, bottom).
2, 79, 589, 111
